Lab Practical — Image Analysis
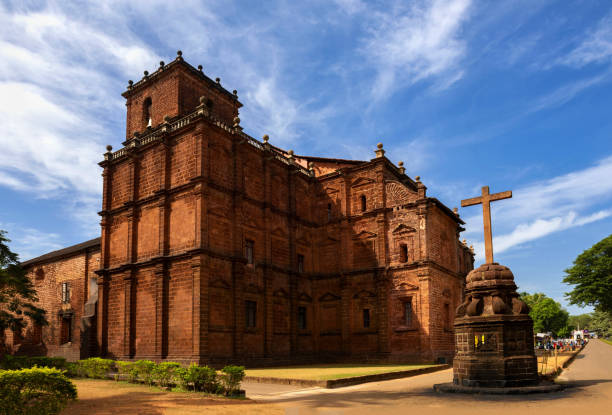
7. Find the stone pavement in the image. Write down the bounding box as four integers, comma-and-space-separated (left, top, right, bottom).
243, 339, 612, 414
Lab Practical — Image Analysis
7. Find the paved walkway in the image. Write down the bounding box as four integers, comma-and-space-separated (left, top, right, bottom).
244, 339, 612, 414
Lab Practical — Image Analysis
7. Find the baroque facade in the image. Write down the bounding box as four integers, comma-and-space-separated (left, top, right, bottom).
14, 52, 474, 365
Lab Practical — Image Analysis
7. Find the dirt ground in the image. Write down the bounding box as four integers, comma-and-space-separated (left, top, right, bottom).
62, 379, 284, 415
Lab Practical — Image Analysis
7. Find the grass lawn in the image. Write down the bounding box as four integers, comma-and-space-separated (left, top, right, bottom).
62, 379, 282, 415
601, 339, 612, 346
245, 363, 440, 381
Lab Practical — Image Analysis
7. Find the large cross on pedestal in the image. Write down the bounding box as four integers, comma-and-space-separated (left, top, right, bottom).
461, 186, 512, 264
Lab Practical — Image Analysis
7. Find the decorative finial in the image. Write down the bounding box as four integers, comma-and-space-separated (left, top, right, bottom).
375, 142, 385, 158
308, 161, 314, 169
415, 176, 421, 182
215, 77, 221, 84
453, 207, 458, 214
233, 89, 238, 96
263, 134, 269, 143
106, 145, 113, 152
288, 150, 294, 156
159, 61, 165, 68
199, 96, 206, 105
198, 64, 203, 71
163, 115, 171, 123
462, 239, 467, 245
398, 161, 405, 174
377, 143, 383, 149
143, 70, 149, 77
128, 80, 133, 88
470, 245, 474, 252
233, 117, 241, 129
177, 50, 182, 57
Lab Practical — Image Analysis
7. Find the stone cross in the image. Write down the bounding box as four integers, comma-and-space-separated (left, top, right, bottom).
461, 186, 512, 264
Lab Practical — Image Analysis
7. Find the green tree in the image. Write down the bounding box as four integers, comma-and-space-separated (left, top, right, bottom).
589, 310, 612, 339
519, 292, 569, 336
568, 313, 593, 331
0, 230, 47, 334
563, 234, 612, 314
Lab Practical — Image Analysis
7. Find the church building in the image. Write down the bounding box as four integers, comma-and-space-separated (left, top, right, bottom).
13, 52, 474, 365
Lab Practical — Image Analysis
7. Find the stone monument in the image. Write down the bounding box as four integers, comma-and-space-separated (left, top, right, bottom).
435, 186, 560, 393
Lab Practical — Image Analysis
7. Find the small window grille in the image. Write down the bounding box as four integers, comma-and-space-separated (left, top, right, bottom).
61, 282, 70, 304
245, 240, 254, 265
404, 299, 413, 326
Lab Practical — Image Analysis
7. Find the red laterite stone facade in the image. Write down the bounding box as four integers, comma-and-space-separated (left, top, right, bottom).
13, 55, 474, 365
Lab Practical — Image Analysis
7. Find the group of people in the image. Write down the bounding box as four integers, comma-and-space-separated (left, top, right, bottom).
536, 338, 587, 351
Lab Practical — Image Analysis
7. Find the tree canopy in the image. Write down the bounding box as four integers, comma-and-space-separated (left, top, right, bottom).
520, 292, 569, 336
563, 234, 612, 314
0, 230, 47, 333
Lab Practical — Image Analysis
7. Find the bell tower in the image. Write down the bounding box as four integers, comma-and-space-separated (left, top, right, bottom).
121, 50, 242, 140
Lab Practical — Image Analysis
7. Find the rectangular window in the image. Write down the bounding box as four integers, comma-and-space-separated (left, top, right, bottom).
297, 254, 304, 273
61, 282, 70, 304
245, 240, 254, 265
399, 244, 408, 263
363, 308, 371, 328
404, 299, 413, 326
327, 203, 332, 222
61, 316, 72, 344
298, 306, 307, 330
245, 300, 257, 329
444, 303, 451, 330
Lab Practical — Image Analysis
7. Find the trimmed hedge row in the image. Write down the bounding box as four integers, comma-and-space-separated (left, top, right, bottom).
76, 358, 245, 395
0, 355, 67, 371
0, 367, 77, 415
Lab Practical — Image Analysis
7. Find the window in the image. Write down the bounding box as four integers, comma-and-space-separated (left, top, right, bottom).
327, 203, 332, 222
399, 243, 408, 263
61, 282, 70, 304
297, 254, 304, 273
245, 240, 254, 265
360, 195, 366, 212
363, 308, 371, 328
298, 306, 307, 330
444, 303, 451, 330
404, 299, 413, 326
245, 300, 257, 328
143, 97, 152, 128
61, 316, 72, 344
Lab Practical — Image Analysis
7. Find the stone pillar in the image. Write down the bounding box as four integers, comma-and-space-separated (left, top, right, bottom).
122, 271, 134, 359
191, 256, 208, 362
154, 263, 167, 359
376, 270, 390, 355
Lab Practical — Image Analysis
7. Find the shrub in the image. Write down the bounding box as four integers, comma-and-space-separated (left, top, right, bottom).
77, 357, 114, 379
0, 355, 67, 370
152, 362, 180, 388
174, 363, 218, 392
134, 360, 156, 386
0, 367, 77, 415
220, 365, 245, 395
115, 361, 139, 383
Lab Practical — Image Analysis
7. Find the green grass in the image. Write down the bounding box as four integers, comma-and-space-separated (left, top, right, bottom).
602, 339, 612, 346
245, 364, 440, 381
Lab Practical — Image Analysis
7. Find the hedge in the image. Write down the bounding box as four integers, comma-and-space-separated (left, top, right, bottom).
0, 355, 67, 371
0, 367, 77, 415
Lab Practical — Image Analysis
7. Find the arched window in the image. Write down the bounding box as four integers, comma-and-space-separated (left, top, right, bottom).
143, 97, 152, 128
360, 195, 366, 212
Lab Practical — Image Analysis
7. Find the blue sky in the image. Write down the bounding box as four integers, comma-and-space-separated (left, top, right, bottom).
1, 0, 611, 315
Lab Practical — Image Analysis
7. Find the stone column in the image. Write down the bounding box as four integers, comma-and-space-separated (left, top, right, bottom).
154, 263, 168, 359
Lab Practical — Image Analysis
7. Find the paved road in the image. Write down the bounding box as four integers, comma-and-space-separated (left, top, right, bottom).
244, 340, 612, 414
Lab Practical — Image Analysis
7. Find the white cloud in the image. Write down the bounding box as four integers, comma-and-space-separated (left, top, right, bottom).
0, 223, 63, 261
463, 156, 612, 261
561, 14, 612, 68
362, 0, 472, 100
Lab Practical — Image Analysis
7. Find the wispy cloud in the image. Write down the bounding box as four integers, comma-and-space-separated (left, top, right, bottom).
463, 155, 612, 261
362, 0, 472, 100
561, 13, 612, 68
